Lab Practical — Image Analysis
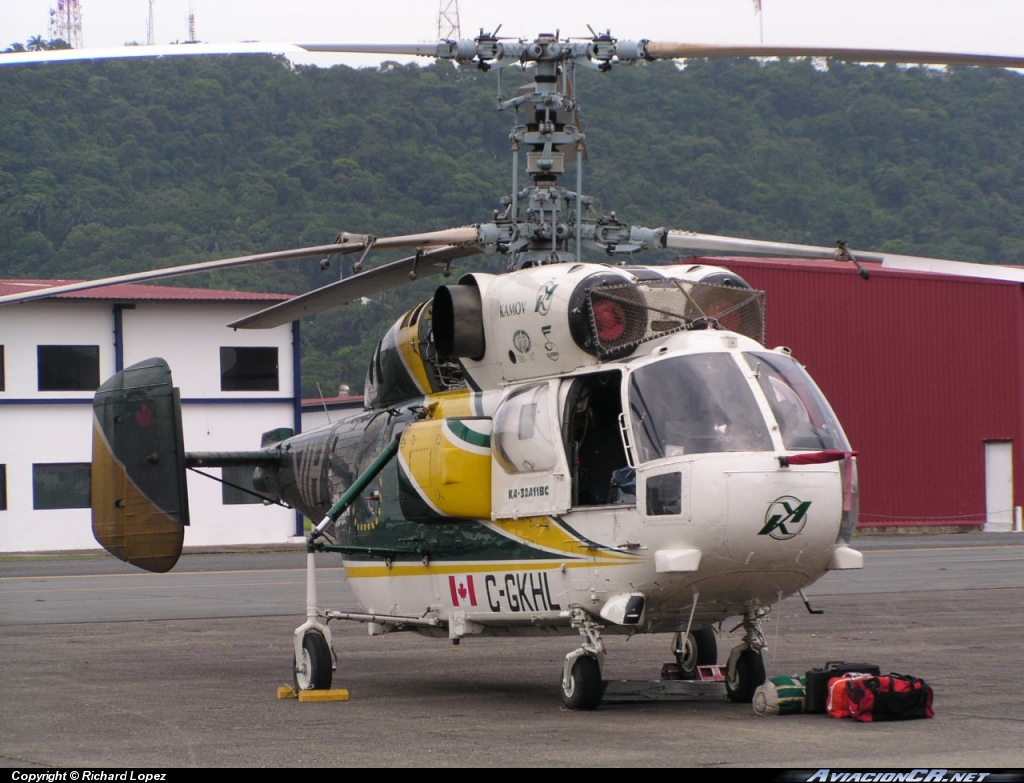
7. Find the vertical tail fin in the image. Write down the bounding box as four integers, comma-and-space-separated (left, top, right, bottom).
92, 358, 189, 573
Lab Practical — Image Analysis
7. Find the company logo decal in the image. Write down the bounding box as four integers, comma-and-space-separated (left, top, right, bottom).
535, 281, 558, 315
759, 495, 811, 539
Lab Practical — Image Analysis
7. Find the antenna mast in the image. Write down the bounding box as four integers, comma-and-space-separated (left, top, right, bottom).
146, 0, 155, 46
437, 0, 461, 40
49, 0, 84, 48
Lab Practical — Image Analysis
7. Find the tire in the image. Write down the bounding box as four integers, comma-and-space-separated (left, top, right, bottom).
294, 629, 333, 691
673, 627, 718, 680
561, 655, 603, 710
726, 647, 766, 703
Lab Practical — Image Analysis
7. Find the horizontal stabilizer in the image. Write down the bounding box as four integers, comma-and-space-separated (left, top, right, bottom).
92, 358, 189, 573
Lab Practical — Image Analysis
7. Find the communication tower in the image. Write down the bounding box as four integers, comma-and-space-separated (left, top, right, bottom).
437, 0, 460, 40
48, 0, 84, 48
146, 0, 155, 46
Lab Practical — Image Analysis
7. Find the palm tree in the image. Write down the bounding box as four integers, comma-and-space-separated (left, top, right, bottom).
26, 35, 46, 52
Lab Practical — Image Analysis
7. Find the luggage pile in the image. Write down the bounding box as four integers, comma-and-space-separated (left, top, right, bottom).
752, 661, 934, 721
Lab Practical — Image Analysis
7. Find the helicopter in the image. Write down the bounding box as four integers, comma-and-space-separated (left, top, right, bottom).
3, 31, 1023, 710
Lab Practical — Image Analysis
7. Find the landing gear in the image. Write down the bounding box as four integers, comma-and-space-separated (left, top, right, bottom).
725, 603, 769, 703
671, 627, 718, 679
725, 644, 765, 703
561, 606, 606, 710
561, 655, 603, 710
293, 551, 335, 691
295, 629, 333, 691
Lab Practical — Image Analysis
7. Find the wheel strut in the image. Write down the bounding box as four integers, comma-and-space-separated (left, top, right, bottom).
561, 606, 606, 710
293, 551, 335, 691
725, 602, 770, 703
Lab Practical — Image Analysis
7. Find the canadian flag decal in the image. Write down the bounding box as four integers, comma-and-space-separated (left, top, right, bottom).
448, 575, 478, 607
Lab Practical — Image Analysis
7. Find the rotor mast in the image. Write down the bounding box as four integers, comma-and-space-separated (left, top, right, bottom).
447, 30, 659, 269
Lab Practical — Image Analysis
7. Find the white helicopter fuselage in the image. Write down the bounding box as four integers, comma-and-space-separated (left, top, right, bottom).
286, 261, 864, 640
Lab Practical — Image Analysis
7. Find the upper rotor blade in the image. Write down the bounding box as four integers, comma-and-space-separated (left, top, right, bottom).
0, 42, 316, 66
0, 40, 453, 68
298, 42, 452, 58
643, 42, 1024, 69
229, 245, 482, 329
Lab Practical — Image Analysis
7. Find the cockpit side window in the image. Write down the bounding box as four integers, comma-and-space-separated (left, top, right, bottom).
628, 354, 773, 462
744, 352, 850, 451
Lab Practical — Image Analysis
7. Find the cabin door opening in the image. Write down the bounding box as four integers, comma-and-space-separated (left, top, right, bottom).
564, 371, 629, 507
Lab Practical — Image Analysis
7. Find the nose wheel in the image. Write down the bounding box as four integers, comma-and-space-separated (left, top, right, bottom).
725, 644, 766, 702
561, 606, 606, 710
725, 603, 769, 702
561, 654, 603, 710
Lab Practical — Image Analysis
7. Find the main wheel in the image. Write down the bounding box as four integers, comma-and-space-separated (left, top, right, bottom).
726, 646, 766, 703
294, 629, 333, 691
673, 627, 719, 679
561, 655, 603, 710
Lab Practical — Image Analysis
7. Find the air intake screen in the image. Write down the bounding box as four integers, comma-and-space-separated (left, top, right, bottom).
587, 279, 765, 357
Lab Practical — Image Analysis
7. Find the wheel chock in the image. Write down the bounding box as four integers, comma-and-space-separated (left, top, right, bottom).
278, 685, 298, 699
697, 665, 726, 682
298, 688, 351, 703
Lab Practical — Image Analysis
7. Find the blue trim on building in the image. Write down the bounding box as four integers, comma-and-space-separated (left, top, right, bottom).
0, 398, 94, 405
111, 303, 135, 372
180, 397, 296, 405
1, 397, 296, 406
292, 319, 304, 536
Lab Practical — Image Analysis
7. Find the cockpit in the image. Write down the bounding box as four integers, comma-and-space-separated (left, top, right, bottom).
627, 350, 849, 464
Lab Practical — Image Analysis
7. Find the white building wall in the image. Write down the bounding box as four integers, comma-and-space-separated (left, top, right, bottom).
0, 295, 300, 553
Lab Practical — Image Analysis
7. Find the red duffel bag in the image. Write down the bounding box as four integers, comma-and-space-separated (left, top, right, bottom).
846, 674, 935, 722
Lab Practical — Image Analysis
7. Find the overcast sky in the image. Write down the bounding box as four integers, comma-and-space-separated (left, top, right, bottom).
3, 0, 1023, 67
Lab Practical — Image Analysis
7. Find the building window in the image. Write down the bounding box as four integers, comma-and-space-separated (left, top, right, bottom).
37, 345, 100, 391
220, 347, 279, 392
0, 464, 7, 511
33, 463, 91, 510
221, 465, 263, 505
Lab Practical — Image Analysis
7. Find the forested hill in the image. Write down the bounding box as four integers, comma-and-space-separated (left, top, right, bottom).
2, 54, 1023, 394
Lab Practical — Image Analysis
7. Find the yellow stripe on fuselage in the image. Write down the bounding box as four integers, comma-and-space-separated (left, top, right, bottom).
486, 518, 639, 562
343, 558, 634, 579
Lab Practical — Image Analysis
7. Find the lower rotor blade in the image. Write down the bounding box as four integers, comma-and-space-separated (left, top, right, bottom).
0, 243, 362, 306
664, 231, 883, 263
664, 230, 1024, 282
229, 245, 481, 329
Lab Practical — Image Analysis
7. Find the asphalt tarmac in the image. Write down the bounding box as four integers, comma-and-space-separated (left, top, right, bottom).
2, 533, 1023, 768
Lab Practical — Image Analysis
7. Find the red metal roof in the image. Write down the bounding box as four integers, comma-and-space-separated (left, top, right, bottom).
0, 279, 291, 303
